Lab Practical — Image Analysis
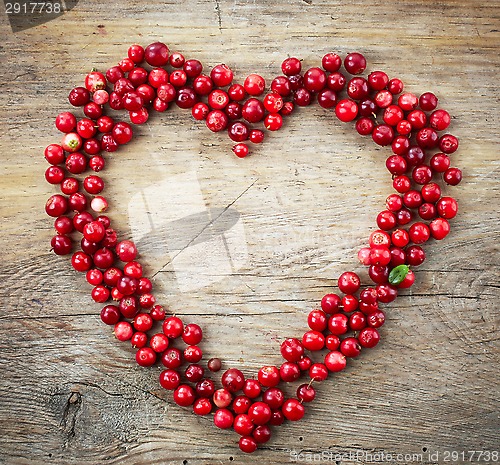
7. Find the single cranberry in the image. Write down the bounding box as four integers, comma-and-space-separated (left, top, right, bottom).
270, 76, 291, 97
417, 127, 439, 149
436, 197, 458, 219
244, 74, 266, 96
358, 327, 380, 348
185, 364, 205, 383
397, 120, 412, 135
444, 167, 462, 185
347, 77, 369, 100
344, 52, 366, 75
106, 66, 124, 84
242, 98, 265, 123
391, 228, 410, 248
280, 362, 301, 382
243, 379, 262, 399
221, 368, 245, 393
338, 271, 361, 294
114, 321, 133, 341
175, 87, 198, 109
327, 72, 346, 92
297, 383, 316, 403
118, 58, 134, 72
383, 105, 404, 126
282, 398, 305, 421
207, 357, 222, 372
359, 98, 377, 116
45, 194, 68, 217
322, 52, 341, 71
163, 316, 184, 339
412, 165, 433, 185
145, 42, 169, 66
430, 217, 450, 240
335, 99, 358, 122
304, 67, 327, 92
249, 129, 264, 144
288, 74, 304, 90
214, 408, 234, 429
386, 155, 407, 176
430, 153, 450, 173
318, 89, 338, 109
182, 323, 202, 345
248, 401, 272, 425
293, 88, 312, 106
228, 83, 246, 100
349, 311, 367, 330
281, 57, 302, 76
307, 309, 328, 331
239, 436, 257, 454
406, 245, 426, 266
321, 293, 341, 314
302, 330, 325, 351
169, 52, 185, 68
100, 305, 120, 325
68, 87, 90, 107
398, 92, 418, 111
374, 90, 393, 108
368, 71, 389, 90
270, 410, 285, 426
258, 366, 280, 387
51, 235, 72, 255
409, 222, 431, 244
419, 92, 438, 111
210, 64, 233, 87
55, 112, 77, 133
184, 345, 203, 363
193, 397, 212, 416
159, 369, 181, 390
161, 348, 182, 369
264, 113, 283, 131
356, 117, 375, 136
372, 124, 395, 146
213, 388, 233, 408
253, 425, 271, 444
136, 347, 157, 367
45, 144, 65, 165
184, 59, 203, 78
391, 136, 410, 155
430, 109, 451, 131
233, 413, 254, 436
173, 384, 195, 407
340, 337, 362, 357
439, 134, 459, 154
150, 333, 169, 353
206, 110, 228, 132
170, 69, 188, 88
309, 363, 328, 381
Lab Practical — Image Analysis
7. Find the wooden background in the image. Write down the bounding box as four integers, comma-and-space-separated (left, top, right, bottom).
0, 1, 498, 464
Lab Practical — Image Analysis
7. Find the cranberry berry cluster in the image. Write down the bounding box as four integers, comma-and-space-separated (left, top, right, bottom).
43, 42, 461, 453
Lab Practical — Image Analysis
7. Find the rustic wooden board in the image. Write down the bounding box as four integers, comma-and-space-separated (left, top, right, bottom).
0, 1, 499, 464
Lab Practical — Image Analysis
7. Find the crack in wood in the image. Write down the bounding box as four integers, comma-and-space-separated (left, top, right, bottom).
60, 391, 82, 446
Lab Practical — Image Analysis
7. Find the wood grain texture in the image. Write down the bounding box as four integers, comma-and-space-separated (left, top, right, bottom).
0, 1, 499, 464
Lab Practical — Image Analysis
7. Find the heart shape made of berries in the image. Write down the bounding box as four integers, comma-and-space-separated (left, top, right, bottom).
44, 42, 462, 454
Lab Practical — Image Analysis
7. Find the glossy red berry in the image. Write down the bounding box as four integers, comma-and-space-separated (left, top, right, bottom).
344, 52, 366, 75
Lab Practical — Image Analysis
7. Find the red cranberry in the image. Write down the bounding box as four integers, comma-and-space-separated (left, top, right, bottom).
159, 369, 181, 390
344, 52, 366, 75
145, 42, 169, 66
210, 64, 233, 87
